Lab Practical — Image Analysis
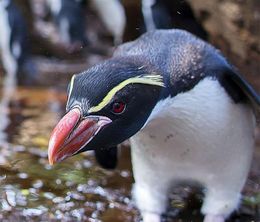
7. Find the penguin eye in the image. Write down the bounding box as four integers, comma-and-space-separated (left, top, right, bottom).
112, 101, 126, 114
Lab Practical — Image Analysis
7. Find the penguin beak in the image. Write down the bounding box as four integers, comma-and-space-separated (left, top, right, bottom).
48, 108, 112, 165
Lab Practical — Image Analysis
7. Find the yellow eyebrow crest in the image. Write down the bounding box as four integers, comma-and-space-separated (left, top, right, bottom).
89, 74, 165, 113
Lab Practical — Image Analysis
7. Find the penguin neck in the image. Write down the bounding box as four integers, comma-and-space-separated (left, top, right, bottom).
139, 96, 173, 132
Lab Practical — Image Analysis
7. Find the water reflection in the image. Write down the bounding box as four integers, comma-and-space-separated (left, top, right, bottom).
0, 85, 138, 221
0, 72, 16, 142
0, 71, 16, 166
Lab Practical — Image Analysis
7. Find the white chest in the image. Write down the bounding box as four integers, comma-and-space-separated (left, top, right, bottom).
130, 78, 255, 186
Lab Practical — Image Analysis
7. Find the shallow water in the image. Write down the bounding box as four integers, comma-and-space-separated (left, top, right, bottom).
0, 74, 259, 221
0, 85, 139, 222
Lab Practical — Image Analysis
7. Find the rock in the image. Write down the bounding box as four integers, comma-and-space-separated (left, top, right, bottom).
187, 0, 260, 89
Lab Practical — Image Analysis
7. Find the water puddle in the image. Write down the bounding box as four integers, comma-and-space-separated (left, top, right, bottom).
0, 85, 139, 221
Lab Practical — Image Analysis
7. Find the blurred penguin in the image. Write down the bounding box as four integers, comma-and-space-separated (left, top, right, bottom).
90, 0, 126, 45
47, 0, 88, 52
0, 0, 36, 84
141, 0, 207, 39
143, 0, 172, 31
142, 0, 156, 31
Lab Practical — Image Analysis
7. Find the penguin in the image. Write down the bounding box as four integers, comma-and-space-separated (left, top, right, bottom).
90, 0, 126, 45
47, 0, 88, 49
142, 0, 174, 32
47, 29, 259, 222
142, 0, 157, 31
0, 0, 36, 83
141, 0, 207, 39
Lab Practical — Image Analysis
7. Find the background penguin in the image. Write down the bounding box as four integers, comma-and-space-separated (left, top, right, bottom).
141, 0, 207, 39
47, 29, 259, 222
90, 0, 126, 45
142, 0, 158, 31
0, 0, 36, 84
47, 0, 88, 51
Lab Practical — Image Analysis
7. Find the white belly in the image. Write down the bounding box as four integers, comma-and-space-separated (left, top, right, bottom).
130, 78, 255, 214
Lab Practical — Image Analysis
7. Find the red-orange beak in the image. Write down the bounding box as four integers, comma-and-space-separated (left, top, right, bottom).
48, 108, 112, 165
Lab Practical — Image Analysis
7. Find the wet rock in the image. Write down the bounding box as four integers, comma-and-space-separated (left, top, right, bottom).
17, 172, 29, 179
22, 207, 47, 217
43, 192, 55, 200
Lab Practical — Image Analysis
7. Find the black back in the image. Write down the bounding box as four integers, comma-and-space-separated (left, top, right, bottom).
114, 29, 260, 110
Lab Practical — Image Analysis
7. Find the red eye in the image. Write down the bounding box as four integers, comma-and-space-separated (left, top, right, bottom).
112, 102, 126, 114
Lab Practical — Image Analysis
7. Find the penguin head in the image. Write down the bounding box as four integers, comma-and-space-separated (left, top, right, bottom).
48, 58, 164, 164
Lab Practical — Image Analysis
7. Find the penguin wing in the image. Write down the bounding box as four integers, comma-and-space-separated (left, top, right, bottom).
221, 68, 260, 112
94, 146, 118, 169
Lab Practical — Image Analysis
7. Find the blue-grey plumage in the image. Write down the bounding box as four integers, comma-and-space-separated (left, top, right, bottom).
48, 29, 259, 222
114, 29, 259, 108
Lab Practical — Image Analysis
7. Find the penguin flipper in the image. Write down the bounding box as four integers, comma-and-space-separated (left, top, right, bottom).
221, 68, 260, 112
94, 146, 118, 169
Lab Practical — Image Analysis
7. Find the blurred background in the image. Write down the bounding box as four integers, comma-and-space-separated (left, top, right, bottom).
0, 0, 259, 221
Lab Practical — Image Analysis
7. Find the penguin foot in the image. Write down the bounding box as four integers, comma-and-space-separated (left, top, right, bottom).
142, 212, 161, 222
204, 214, 225, 222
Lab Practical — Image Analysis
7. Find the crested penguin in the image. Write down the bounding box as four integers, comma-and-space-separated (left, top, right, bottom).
0, 0, 36, 83
90, 0, 126, 45
141, 0, 207, 39
48, 29, 260, 222
47, 0, 88, 49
